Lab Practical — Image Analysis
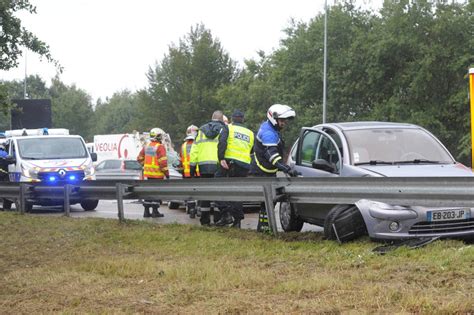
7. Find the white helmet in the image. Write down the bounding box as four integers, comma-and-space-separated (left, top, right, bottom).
150, 127, 165, 140
185, 125, 198, 140
267, 104, 296, 126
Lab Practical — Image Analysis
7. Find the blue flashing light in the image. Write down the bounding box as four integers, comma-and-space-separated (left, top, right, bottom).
69, 175, 76, 181
49, 176, 56, 182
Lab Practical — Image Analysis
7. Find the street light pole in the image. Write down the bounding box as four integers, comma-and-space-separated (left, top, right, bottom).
322, 0, 328, 123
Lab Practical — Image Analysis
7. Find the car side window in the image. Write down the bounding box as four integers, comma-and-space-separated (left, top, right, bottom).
323, 128, 343, 158
104, 160, 121, 169
300, 131, 322, 166
315, 134, 341, 172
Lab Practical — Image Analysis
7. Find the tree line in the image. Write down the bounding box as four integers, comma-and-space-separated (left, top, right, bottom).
1, 0, 473, 164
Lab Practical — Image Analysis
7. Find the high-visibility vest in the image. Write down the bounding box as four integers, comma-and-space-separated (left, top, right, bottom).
190, 130, 220, 175
181, 140, 199, 177
143, 142, 168, 179
224, 124, 254, 165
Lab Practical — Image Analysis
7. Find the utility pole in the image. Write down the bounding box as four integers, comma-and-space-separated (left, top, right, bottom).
469, 68, 474, 169
24, 49, 27, 99
322, 0, 328, 124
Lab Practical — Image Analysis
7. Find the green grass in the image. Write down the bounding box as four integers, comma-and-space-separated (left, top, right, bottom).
0, 212, 473, 313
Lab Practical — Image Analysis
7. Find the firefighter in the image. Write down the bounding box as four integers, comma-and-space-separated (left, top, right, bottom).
137, 128, 169, 218
189, 110, 226, 225
250, 104, 299, 232
214, 110, 254, 228
180, 124, 199, 218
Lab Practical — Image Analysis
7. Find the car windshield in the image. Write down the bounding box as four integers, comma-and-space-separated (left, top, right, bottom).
124, 160, 142, 170
18, 137, 88, 160
346, 128, 454, 165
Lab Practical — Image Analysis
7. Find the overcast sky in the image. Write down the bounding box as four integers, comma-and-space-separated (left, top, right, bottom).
1, 0, 381, 102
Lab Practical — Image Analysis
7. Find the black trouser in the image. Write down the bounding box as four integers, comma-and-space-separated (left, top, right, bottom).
143, 178, 162, 208
215, 162, 249, 221
249, 163, 277, 231
198, 173, 219, 224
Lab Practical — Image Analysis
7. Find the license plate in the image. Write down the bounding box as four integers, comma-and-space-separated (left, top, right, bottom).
427, 209, 471, 222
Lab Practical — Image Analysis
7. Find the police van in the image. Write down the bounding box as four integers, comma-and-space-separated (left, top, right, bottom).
2, 128, 99, 212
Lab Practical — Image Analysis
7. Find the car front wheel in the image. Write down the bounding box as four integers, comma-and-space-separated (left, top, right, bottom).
323, 204, 367, 242
81, 200, 99, 211
279, 201, 304, 232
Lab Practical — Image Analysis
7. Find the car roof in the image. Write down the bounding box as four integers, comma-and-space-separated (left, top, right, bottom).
313, 121, 420, 131
11, 135, 83, 140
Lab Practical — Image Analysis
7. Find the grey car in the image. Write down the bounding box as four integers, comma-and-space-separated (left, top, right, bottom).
95, 159, 143, 180
283, 122, 474, 242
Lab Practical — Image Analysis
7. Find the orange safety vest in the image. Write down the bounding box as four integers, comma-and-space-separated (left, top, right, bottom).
181, 140, 199, 178
143, 141, 168, 179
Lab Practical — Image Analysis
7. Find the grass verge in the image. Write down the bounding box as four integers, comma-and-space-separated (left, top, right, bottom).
0, 212, 473, 313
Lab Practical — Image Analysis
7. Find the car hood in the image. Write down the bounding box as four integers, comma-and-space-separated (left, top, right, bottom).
359, 163, 474, 177
26, 158, 89, 169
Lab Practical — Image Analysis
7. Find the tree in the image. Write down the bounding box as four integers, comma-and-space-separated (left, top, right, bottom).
49, 77, 94, 140
0, 0, 58, 71
146, 24, 236, 140
91, 90, 138, 136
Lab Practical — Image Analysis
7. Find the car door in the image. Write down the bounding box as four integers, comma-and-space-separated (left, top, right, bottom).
292, 128, 342, 178
289, 128, 343, 224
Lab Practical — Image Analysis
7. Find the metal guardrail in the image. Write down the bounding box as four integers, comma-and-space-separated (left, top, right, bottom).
2, 177, 474, 235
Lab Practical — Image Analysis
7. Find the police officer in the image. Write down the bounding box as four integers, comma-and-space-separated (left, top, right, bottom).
214, 110, 254, 228
190, 110, 226, 225
137, 128, 169, 218
251, 104, 298, 231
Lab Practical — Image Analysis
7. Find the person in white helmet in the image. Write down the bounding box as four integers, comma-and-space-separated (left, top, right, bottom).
180, 124, 199, 218
250, 104, 299, 231
137, 128, 169, 218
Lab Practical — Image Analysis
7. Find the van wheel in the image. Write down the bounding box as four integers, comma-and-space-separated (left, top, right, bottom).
14, 200, 33, 213
168, 201, 180, 209
279, 201, 304, 232
81, 200, 99, 211
324, 205, 367, 243
2, 199, 12, 210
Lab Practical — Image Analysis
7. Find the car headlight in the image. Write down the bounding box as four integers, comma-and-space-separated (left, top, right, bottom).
365, 200, 418, 220
21, 163, 39, 179
84, 165, 95, 176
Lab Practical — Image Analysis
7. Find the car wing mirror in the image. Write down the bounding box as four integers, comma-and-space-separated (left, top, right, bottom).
5, 155, 16, 164
312, 159, 336, 173
90, 152, 98, 162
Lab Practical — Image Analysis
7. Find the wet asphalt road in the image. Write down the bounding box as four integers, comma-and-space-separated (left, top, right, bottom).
14, 200, 323, 233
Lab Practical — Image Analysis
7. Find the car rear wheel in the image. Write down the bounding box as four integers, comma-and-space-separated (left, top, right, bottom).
324, 204, 367, 242
168, 201, 180, 210
81, 200, 99, 211
279, 201, 304, 232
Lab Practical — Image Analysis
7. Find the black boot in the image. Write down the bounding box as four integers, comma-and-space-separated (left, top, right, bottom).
152, 207, 164, 218
215, 212, 233, 227
188, 202, 196, 219
143, 207, 151, 218
200, 211, 211, 226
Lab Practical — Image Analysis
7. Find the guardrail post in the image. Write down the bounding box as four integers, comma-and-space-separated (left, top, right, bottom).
63, 184, 71, 217
19, 183, 27, 215
116, 183, 125, 222
263, 184, 278, 235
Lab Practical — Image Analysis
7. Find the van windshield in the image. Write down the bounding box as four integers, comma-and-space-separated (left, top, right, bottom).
17, 137, 88, 160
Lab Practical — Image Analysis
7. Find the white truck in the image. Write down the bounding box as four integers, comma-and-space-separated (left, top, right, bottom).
2, 128, 99, 211
91, 130, 181, 173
